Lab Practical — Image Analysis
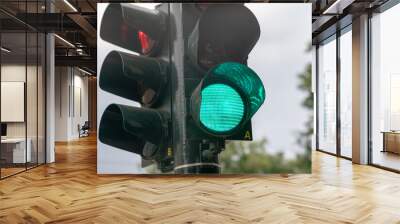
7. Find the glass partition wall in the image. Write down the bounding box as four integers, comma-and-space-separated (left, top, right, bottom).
316, 26, 352, 159
0, 1, 46, 179
0, 31, 27, 177
316, 0, 400, 172
370, 3, 400, 171
317, 35, 337, 155
339, 27, 352, 159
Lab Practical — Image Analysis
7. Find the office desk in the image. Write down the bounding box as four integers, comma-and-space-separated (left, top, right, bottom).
1, 138, 31, 163
382, 131, 400, 155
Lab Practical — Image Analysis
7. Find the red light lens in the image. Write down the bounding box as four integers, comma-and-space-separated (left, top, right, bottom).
138, 31, 153, 55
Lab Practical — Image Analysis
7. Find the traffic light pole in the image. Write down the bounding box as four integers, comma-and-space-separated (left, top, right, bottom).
169, 3, 189, 174
170, 4, 222, 174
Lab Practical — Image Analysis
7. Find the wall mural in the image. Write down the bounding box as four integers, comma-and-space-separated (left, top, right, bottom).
97, 3, 312, 174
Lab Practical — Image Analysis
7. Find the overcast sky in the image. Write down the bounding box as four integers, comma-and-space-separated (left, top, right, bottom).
245, 4, 311, 158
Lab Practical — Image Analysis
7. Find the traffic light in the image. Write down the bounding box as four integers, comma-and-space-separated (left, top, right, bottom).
98, 3, 173, 172
98, 3, 265, 174
99, 3, 166, 55
99, 104, 168, 160
173, 3, 265, 174
98, 51, 167, 106
187, 4, 264, 138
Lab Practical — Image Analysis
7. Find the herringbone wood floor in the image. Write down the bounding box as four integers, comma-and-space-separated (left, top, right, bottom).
1, 135, 400, 224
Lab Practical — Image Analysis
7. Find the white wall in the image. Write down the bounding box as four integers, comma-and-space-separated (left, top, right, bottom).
1, 65, 26, 132
1, 65, 36, 138
55, 67, 89, 141
1, 63, 46, 164
73, 73, 89, 137
55, 67, 68, 141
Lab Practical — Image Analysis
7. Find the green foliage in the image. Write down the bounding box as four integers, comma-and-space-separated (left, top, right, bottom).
145, 163, 160, 174
296, 62, 313, 170
221, 139, 310, 174
298, 64, 313, 110
220, 60, 313, 174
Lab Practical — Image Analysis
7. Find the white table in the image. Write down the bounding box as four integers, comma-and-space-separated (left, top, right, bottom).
1, 138, 31, 163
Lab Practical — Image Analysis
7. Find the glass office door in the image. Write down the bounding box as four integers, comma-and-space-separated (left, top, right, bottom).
0, 1, 46, 179
1, 30, 28, 178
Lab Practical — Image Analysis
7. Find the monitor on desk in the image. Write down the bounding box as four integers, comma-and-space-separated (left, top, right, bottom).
1, 123, 7, 138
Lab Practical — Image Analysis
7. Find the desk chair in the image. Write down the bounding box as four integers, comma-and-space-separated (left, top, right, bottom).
78, 121, 90, 138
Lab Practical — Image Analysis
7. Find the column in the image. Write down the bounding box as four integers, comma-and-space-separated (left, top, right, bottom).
352, 14, 369, 164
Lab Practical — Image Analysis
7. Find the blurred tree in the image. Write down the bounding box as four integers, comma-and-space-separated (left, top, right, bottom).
221, 138, 313, 173
294, 63, 313, 172
221, 139, 293, 173
220, 56, 313, 174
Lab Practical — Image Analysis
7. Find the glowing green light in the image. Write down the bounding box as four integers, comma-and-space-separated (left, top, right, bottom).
212, 62, 265, 117
190, 62, 265, 135
199, 84, 244, 132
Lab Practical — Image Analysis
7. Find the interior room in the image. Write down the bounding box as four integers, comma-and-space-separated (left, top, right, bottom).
54, 66, 96, 142
0, 6, 46, 178
0, 0, 97, 179
0, 0, 399, 223
51, 2, 97, 144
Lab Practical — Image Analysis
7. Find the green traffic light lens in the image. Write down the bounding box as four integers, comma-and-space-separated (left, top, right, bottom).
199, 84, 244, 132
190, 62, 265, 136
212, 62, 265, 118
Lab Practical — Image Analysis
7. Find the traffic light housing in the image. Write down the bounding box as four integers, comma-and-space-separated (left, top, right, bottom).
188, 4, 260, 70
173, 3, 265, 173
99, 51, 167, 106
186, 4, 264, 139
99, 3, 173, 172
100, 3, 166, 55
99, 104, 168, 159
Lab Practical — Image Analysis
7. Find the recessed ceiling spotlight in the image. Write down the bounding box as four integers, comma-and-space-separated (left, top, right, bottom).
54, 34, 75, 48
1, 47, 11, 53
78, 67, 93, 76
63, 0, 78, 12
